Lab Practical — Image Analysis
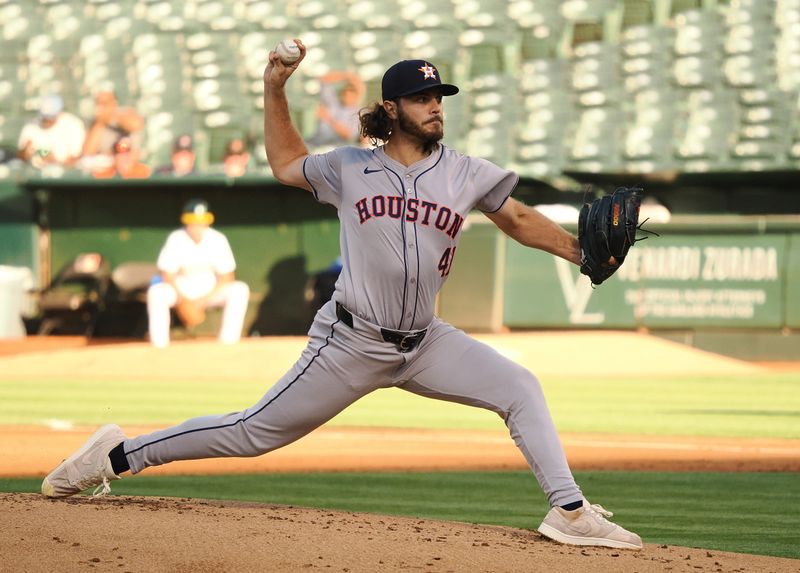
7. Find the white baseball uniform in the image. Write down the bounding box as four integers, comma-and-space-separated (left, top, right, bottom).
147, 227, 250, 348
125, 144, 583, 508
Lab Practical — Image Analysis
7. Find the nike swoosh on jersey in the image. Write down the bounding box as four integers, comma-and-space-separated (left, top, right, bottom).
363, 167, 382, 174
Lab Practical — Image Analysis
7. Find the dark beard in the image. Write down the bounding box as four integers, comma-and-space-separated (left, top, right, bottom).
397, 106, 443, 153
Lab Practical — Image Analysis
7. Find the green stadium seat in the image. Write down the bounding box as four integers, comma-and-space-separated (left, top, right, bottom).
0, 0, 794, 182
509, 0, 564, 60
674, 9, 724, 56
623, 88, 678, 172
289, 0, 346, 30
776, 13, 800, 91
403, 26, 460, 60
347, 0, 404, 30
462, 74, 517, 165
621, 0, 654, 28
351, 28, 408, 83
621, 24, 674, 94
508, 0, 562, 27
560, 0, 618, 22
300, 29, 354, 77
674, 89, 737, 172
234, 0, 292, 30
567, 106, 624, 173
144, 110, 196, 166
460, 23, 521, 79
670, 0, 704, 17
398, 0, 458, 29
189, 0, 238, 32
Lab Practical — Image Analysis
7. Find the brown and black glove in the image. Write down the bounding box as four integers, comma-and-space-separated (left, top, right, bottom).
578, 186, 649, 286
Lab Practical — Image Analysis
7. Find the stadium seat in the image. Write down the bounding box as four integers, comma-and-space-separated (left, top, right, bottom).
398, 0, 458, 29
350, 28, 408, 83
460, 22, 521, 79
463, 75, 517, 165
2, 0, 798, 180
561, 0, 618, 22
624, 88, 678, 173
511, 59, 571, 178
675, 89, 737, 172
233, 0, 292, 31
509, 0, 564, 60
347, 0, 404, 30
568, 106, 624, 173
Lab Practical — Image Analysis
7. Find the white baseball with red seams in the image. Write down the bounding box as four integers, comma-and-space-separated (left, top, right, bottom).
275, 39, 300, 64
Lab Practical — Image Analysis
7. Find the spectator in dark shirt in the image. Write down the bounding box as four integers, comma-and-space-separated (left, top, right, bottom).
156, 134, 197, 176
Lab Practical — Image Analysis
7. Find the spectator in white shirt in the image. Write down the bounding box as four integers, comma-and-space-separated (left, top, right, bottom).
17, 95, 85, 168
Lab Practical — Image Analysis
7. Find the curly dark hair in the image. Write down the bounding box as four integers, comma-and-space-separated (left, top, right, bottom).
359, 102, 394, 146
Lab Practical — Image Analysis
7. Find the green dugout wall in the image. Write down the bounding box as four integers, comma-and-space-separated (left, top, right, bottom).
11, 176, 800, 348
0, 180, 37, 281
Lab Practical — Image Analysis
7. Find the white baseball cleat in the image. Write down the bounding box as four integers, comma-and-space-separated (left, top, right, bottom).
41, 424, 126, 498
537, 500, 643, 550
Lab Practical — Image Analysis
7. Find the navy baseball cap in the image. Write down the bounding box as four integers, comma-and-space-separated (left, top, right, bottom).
381, 60, 459, 101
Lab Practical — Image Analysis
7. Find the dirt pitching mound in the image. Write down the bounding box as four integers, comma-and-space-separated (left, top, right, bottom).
1, 494, 795, 573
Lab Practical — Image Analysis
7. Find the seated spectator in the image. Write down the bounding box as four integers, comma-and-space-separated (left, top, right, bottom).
305, 71, 365, 148
156, 134, 197, 176
222, 138, 250, 177
81, 91, 144, 165
92, 136, 151, 179
17, 95, 85, 168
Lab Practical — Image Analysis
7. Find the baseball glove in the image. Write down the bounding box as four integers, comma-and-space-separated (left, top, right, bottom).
578, 186, 646, 286
175, 299, 206, 327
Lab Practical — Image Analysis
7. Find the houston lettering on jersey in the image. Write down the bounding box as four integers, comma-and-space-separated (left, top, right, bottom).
355, 195, 464, 239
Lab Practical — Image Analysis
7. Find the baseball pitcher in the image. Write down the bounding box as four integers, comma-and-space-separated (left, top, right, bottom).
42, 42, 642, 550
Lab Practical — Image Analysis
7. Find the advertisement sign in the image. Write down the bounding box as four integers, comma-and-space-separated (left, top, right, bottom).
504, 235, 788, 328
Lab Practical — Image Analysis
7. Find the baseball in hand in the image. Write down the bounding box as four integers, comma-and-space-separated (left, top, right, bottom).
275, 39, 301, 65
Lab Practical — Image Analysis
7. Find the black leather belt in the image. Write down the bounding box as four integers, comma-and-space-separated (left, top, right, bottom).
336, 302, 427, 353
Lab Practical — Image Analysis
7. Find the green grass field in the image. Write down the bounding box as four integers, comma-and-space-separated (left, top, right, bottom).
1, 372, 798, 438
2, 471, 799, 559
2, 371, 799, 559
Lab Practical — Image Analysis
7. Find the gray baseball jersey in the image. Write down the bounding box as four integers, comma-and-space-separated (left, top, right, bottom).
123, 144, 583, 509
303, 145, 516, 330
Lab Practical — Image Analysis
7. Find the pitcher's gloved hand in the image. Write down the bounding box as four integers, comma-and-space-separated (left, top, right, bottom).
578, 186, 649, 286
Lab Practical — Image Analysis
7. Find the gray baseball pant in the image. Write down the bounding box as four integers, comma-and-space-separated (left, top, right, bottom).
123, 300, 583, 507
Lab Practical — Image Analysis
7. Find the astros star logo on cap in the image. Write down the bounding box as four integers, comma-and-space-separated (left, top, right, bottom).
418, 63, 437, 80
